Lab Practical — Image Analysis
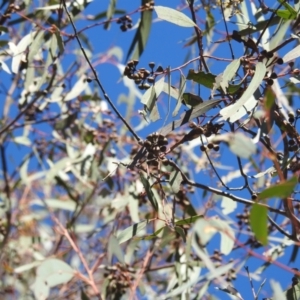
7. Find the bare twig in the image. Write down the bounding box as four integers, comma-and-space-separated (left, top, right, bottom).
61, 0, 141, 143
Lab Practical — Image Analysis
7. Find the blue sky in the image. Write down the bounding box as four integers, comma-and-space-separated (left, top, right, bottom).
2, 0, 299, 298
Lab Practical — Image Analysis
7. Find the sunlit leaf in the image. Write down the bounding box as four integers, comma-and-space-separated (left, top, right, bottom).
277, 0, 297, 20
64, 75, 88, 101
220, 62, 266, 121
154, 6, 197, 27
259, 176, 298, 200
250, 203, 268, 245
108, 235, 125, 263
283, 44, 300, 63
194, 218, 234, 255
35, 258, 74, 288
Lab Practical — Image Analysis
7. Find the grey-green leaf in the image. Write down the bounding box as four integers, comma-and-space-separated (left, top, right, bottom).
154, 6, 197, 27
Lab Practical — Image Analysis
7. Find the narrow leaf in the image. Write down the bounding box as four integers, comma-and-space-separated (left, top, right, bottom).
154, 6, 197, 27
126, 7, 152, 61
283, 44, 300, 63
160, 99, 222, 135
220, 62, 266, 120
140, 173, 159, 211
169, 170, 183, 193
259, 176, 298, 200
250, 203, 268, 245
187, 70, 242, 94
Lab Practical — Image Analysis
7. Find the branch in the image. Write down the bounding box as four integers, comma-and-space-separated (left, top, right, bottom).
165, 159, 287, 216
61, 0, 141, 143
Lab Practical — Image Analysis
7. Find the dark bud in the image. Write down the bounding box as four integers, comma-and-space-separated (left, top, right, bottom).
231, 30, 243, 43
133, 60, 139, 66
116, 18, 122, 24
127, 23, 133, 29
213, 144, 220, 152
134, 79, 142, 84
148, 160, 159, 167
147, 152, 155, 160
267, 78, 274, 86
86, 77, 93, 83
144, 140, 152, 149
251, 193, 258, 200
289, 116, 295, 124
260, 49, 267, 56
270, 72, 277, 79
160, 146, 167, 152
143, 69, 151, 77
120, 24, 127, 32
266, 51, 274, 58
296, 109, 300, 116
147, 76, 155, 83
156, 66, 164, 72
207, 143, 214, 149
127, 60, 134, 68
288, 139, 295, 146
277, 57, 284, 65
142, 83, 151, 90
149, 62, 155, 69
125, 15, 132, 22
200, 145, 206, 151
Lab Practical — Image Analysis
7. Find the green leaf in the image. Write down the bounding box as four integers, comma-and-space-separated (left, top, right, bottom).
0, 40, 8, 48
182, 93, 203, 107
154, 5, 197, 27
169, 169, 182, 193
126, 4, 152, 61
140, 173, 159, 211
0, 26, 8, 33
160, 98, 222, 135
237, 16, 281, 36
54, 31, 64, 55
250, 203, 268, 245
286, 281, 300, 299
117, 220, 149, 243
104, 0, 117, 30
259, 176, 298, 200
175, 226, 186, 242
175, 215, 202, 226
276, 9, 297, 20
108, 235, 124, 263
187, 69, 241, 94
277, 0, 297, 20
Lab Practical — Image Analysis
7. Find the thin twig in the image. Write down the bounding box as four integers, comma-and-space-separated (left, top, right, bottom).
61, 0, 141, 143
